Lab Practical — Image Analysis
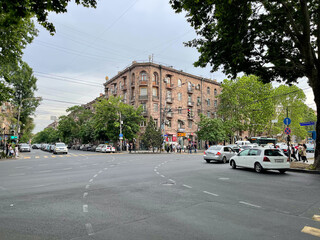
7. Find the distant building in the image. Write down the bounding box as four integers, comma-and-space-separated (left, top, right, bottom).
103, 61, 222, 148
0, 102, 14, 137
45, 121, 58, 130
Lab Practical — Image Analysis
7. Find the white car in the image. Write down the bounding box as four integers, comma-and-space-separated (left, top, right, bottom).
95, 144, 105, 152
229, 148, 289, 173
101, 145, 115, 153
19, 143, 31, 152
53, 142, 68, 154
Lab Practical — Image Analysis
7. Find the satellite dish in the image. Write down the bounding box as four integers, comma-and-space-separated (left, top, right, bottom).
105, 76, 109, 81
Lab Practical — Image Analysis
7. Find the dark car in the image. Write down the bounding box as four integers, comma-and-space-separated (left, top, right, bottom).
82, 144, 92, 151
91, 145, 97, 151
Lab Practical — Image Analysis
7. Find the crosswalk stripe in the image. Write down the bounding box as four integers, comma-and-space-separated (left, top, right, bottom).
44, 156, 48, 158
24, 157, 31, 159
51, 156, 56, 158
302, 226, 320, 237
313, 215, 320, 222
35, 156, 39, 159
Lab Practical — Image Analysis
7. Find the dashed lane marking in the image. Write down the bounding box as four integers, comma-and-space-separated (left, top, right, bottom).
93, 174, 98, 178
85, 185, 90, 189
160, 175, 165, 178
51, 156, 56, 158
23, 157, 31, 159
39, 170, 52, 173
44, 156, 48, 158
203, 191, 219, 197
239, 201, 261, 208
62, 168, 72, 171
301, 226, 320, 237
83, 192, 88, 198
9, 173, 25, 177
89, 179, 93, 183
83, 204, 88, 213
35, 156, 39, 159
218, 178, 230, 180
182, 184, 192, 189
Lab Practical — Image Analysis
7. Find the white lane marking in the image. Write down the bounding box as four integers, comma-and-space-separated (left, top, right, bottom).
15, 166, 28, 169
31, 184, 48, 188
203, 191, 219, 197
93, 174, 98, 178
183, 184, 192, 189
239, 201, 261, 208
160, 175, 165, 178
219, 178, 230, 180
83, 192, 88, 198
39, 170, 52, 173
63, 168, 72, 171
44, 156, 48, 158
89, 179, 93, 183
85, 185, 90, 189
10, 204, 14, 207
156, 172, 160, 174
92, 164, 98, 166
154, 169, 157, 172
9, 173, 26, 177
83, 204, 88, 212
98, 171, 102, 174
104, 168, 108, 170
35, 156, 40, 159
85, 223, 94, 236
169, 179, 176, 183
39, 164, 48, 166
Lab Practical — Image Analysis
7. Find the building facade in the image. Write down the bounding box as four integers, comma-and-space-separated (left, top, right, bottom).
103, 61, 222, 148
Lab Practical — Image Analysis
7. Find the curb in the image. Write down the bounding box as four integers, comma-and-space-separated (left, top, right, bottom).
288, 168, 320, 174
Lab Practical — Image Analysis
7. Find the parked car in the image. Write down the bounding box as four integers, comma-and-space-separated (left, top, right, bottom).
91, 145, 97, 152
79, 144, 85, 150
102, 145, 115, 153
203, 145, 236, 163
82, 144, 92, 151
53, 142, 68, 154
306, 144, 315, 153
229, 148, 289, 173
20, 143, 31, 152
49, 144, 55, 152
96, 144, 105, 152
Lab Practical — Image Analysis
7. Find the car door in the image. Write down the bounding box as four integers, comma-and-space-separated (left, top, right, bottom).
247, 149, 262, 168
235, 149, 250, 167
223, 147, 230, 160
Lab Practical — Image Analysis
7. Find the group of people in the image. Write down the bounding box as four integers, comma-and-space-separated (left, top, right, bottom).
290, 143, 308, 162
4, 143, 19, 158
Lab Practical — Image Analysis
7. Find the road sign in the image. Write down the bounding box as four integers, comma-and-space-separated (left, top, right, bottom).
284, 127, 291, 135
299, 121, 315, 126
119, 137, 123, 140
119, 133, 123, 137
283, 118, 291, 125
177, 132, 186, 137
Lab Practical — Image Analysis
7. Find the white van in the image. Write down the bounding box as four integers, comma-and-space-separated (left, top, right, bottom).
235, 140, 251, 146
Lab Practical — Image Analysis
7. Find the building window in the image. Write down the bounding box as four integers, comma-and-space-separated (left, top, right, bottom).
178, 93, 182, 101
141, 103, 147, 112
132, 73, 135, 85
140, 71, 147, 81
165, 75, 171, 84
207, 99, 210, 106
167, 119, 171, 127
188, 95, 192, 102
207, 111, 211, 118
188, 81, 192, 91
197, 109, 201, 115
178, 121, 183, 129
188, 120, 192, 128
153, 103, 158, 112
178, 79, 182, 87
214, 88, 217, 96
214, 100, 218, 107
154, 119, 158, 127
140, 120, 146, 127
178, 107, 182, 114
152, 87, 158, 97
140, 87, 147, 96
207, 87, 210, 94
167, 90, 172, 100
196, 84, 200, 90
197, 96, 201, 105
153, 72, 159, 83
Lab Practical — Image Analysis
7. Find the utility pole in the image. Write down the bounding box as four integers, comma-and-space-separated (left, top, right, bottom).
286, 106, 291, 161
119, 111, 123, 152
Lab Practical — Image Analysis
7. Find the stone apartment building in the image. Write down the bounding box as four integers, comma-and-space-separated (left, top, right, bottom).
103, 61, 222, 148
0, 102, 14, 137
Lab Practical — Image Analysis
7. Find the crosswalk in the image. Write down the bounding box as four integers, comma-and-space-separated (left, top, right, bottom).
20, 153, 106, 160
302, 214, 320, 237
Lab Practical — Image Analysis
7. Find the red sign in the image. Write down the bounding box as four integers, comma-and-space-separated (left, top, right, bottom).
172, 136, 177, 141
284, 127, 291, 135
191, 133, 193, 136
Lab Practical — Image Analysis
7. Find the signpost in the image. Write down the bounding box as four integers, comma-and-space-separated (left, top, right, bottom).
284, 127, 291, 135
299, 121, 315, 126
283, 117, 291, 125
284, 117, 291, 161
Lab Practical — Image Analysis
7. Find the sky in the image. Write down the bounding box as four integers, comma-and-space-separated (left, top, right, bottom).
22, 0, 316, 133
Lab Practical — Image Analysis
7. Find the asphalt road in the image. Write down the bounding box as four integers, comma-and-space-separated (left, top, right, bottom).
0, 150, 319, 240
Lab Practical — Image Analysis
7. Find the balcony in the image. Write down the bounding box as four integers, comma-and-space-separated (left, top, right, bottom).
139, 95, 148, 101
166, 83, 174, 89
166, 97, 173, 104
142, 110, 148, 116
112, 89, 117, 95
187, 87, 194, 94
188, 115, 194, 120
121, 85, 127, 91
187, 101, 194, 107
167, 111, 173, 118
139, 79, 148, 86
131, 81, 135, 86
152, 81, 159, 87
152, 95, 159, 101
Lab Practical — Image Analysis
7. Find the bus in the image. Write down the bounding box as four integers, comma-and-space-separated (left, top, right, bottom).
248, 137, 277, 146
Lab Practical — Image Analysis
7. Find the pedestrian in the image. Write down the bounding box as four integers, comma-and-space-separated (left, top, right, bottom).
290, 144, 297, 161
9, 144, 14, 157
177, 144, 181, 153
172, 144, 176, 153
15, 144, 19, 158
188, 144, 192, 154
5, 143, 9, 156
194, 143, 197, 153
129, 143, 132, 153
298, 144, 303, 161
302, 144, 308, 163
170, 144, 173, 153
205, 142, 208, 150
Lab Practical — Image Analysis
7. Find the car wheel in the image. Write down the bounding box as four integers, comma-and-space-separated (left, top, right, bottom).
231, 160, 236, 169
222, 156, 227, 164
254, 163, 263, 173
205, 160, 211, 163
279, 169, 286, 174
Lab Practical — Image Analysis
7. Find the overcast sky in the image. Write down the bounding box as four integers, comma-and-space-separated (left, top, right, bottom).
22, 0, 315, 133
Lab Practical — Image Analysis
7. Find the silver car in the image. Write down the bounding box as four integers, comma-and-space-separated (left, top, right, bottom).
203, 145, 236, 163
19, 143, 31, 152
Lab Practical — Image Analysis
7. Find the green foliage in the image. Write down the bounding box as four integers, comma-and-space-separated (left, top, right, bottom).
0, 0, 97, 34
32, 127, 59, 143
197, 115, 228, 144
142, 117, 163, 152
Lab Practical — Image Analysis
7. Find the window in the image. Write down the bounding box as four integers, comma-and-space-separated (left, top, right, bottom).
207, 87, 210, 94
214, 89, 217, 96
123, 93, 127, 100
188, 95, 192, 102
178, 107, 182, 114
188, 120, 192, 128
131, 73, 135, 84
152, 87, 158, 97
140, 71, 147, 81
167, 119, 171, 127
153, 72, 159, 83
178, 121, 183, 129
178, 79, 182, 87
153, 103, 158, 112
165, 75, 171, 84
239, 149, 250, 156
140, 87, 147, 96
140, 120, 146, 127
141, 103, 147, 112
178, 93, 182, 101
197, 97, 201, 104
197, 109, 201, 115
187, 82, 192, 91
167, 90, 172, 100
154, 119, 158, 127
207, 99, 210, 106
249, 149, 262, 156
214, 100, 218, 107
207, 111, 211, 118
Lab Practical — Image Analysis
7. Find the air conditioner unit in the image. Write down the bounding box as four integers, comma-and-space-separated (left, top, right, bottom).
192, 84, 195, 87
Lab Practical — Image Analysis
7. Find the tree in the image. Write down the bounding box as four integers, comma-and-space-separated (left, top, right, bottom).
197, 115, 228, 144
218, 75, 274, 138
170, 1, 320, 169
0, 0, 97, 34
142, 117, 163, 152
32, 127, 59, 143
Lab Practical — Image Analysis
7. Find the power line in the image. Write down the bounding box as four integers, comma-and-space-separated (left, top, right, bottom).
41, 98, 85, 105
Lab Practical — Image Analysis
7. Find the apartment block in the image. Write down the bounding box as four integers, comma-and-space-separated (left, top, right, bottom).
103, 61, 222, 148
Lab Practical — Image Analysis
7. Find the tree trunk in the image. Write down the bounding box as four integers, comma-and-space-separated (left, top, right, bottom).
313, 87, 320, 169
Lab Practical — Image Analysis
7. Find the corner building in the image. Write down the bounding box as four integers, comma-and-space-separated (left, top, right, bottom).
104, 61, 222, 149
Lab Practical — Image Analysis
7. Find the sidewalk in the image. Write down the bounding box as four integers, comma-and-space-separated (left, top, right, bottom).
289, 158, 320, 174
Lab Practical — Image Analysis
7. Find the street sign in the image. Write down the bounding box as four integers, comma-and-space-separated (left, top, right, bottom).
284, 127, 291, 135
119, 133, 123, 137
177, 133, 186, 137
119, 137, 123, 140
299, 121, 315, 126
283, 118, 291, 125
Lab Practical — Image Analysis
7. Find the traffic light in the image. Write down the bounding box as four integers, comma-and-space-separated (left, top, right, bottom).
187, 108, 191, 117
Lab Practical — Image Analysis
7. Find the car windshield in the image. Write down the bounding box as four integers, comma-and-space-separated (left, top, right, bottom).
56, 143, 65, 147
21, 144, 29, 147
208, 146, 221, 151
98, 144, 104, 147
264, 149, 284, 156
